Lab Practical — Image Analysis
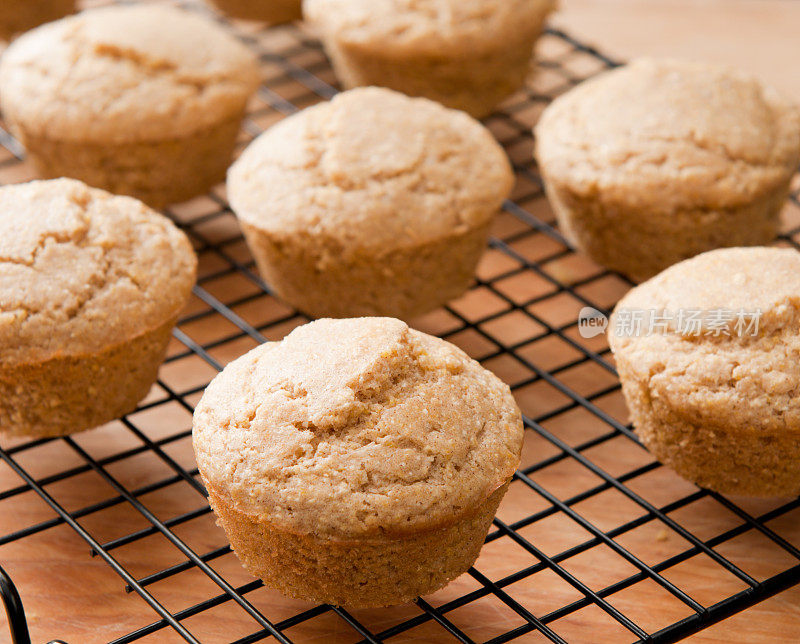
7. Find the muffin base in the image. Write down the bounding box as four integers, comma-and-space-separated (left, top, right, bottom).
241, 221, 492, 320
543, 175, 789, 283
0, 317, 177, 438
207, 482, 508, 607
12, 114, 244, 209
320, 29, 545, 118
0, 0, 75, 40
211, 0, 301, 24
618, 362, 800, 497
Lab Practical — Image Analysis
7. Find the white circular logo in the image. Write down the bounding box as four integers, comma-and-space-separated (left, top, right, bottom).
578, 307, 609, 339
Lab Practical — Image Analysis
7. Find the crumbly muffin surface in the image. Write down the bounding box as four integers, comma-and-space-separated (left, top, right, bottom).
610, 247, 800, 434
0, 5, 260, 143
228, 87, 513, 252
0, 179, 196, 365
536, 59, 800, 213
303, 0, 554, 55
193, 317, 523, 539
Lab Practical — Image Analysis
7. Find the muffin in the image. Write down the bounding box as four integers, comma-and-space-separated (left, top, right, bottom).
303, 0, 556, 118
209, 0, 301, 24
0, 0, 75, 40
0, 5, 261, 209
535, 59, 800, 282
193, 317, 523, 607
228, 87, 514, 320
609, 247, 800, 497
0, 179, 197, 438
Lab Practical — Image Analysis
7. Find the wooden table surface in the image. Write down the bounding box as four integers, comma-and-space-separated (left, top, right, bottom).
1, 1, 799, 643
553, 0, 800, 102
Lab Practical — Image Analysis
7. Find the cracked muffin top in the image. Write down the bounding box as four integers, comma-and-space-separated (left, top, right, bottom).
228, 87, 513, 251
193, 317, 523, 539
535, 59, 800, 214
0, 179, 196, 366
609, 247, 800, 434
0, 4, 261, 144
304, 0, 555, 56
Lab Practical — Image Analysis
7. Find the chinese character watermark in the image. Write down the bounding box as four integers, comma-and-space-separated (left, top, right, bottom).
611, 308, 761, 338
577, 307, 762, 339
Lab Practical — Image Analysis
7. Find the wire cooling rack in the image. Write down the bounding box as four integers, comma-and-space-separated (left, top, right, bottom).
1, 2, 800, 642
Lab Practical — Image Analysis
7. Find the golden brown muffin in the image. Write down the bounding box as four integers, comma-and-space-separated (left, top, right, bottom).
193, 317, 523, 607
536, 59, 800, 282
0, 5, 261, 209
303, 0, 556, 118
0, 179, 197, 438
209, 0, 302, 24
0, 0, 75, 40
609, 247, 800, 497
228, 87, 513, 320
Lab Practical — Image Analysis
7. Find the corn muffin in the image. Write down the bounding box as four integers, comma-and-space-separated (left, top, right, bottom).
0, 0, 75, 40
535, 59, 800, 282
193, 317, 523, 607
303, 0, 556, 118
0, 179, 197, 438
228, 87, 514, 320
209, 0, 302, 24
609, 247, 800, 497
0, 5, 261, 209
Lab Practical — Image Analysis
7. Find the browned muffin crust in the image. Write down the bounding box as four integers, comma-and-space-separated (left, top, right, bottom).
229, 87, 513, 319
193, 317, 523, 605
0, 5, 261, 207
536, 59, 800, 282
610, 247, 800, 496
0, 179, 197, 437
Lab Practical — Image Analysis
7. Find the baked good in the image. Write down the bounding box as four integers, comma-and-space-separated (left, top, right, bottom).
0, 5, 261, 208
609, 247, 800, 497
0, 179, 197, 438
228, 87, 513, 320
0, 0, 75, 40
535, 58, 800, 282
193, 317, 523, 607
303, 0, 556, 118
209, 0, 301, 24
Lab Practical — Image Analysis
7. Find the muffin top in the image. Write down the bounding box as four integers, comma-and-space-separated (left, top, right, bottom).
304, 0, 555, 56
0, 5, 261, 144
535, 59, 800, 214
609, 247, 800, 433
0, 179, 196, 366
193, 317, 523, 540
228, 87, 513, 252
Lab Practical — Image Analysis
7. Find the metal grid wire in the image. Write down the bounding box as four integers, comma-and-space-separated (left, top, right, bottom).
1, 3, 800, 642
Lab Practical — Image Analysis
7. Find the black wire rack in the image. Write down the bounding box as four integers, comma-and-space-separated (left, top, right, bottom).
1, 2, 800, 642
